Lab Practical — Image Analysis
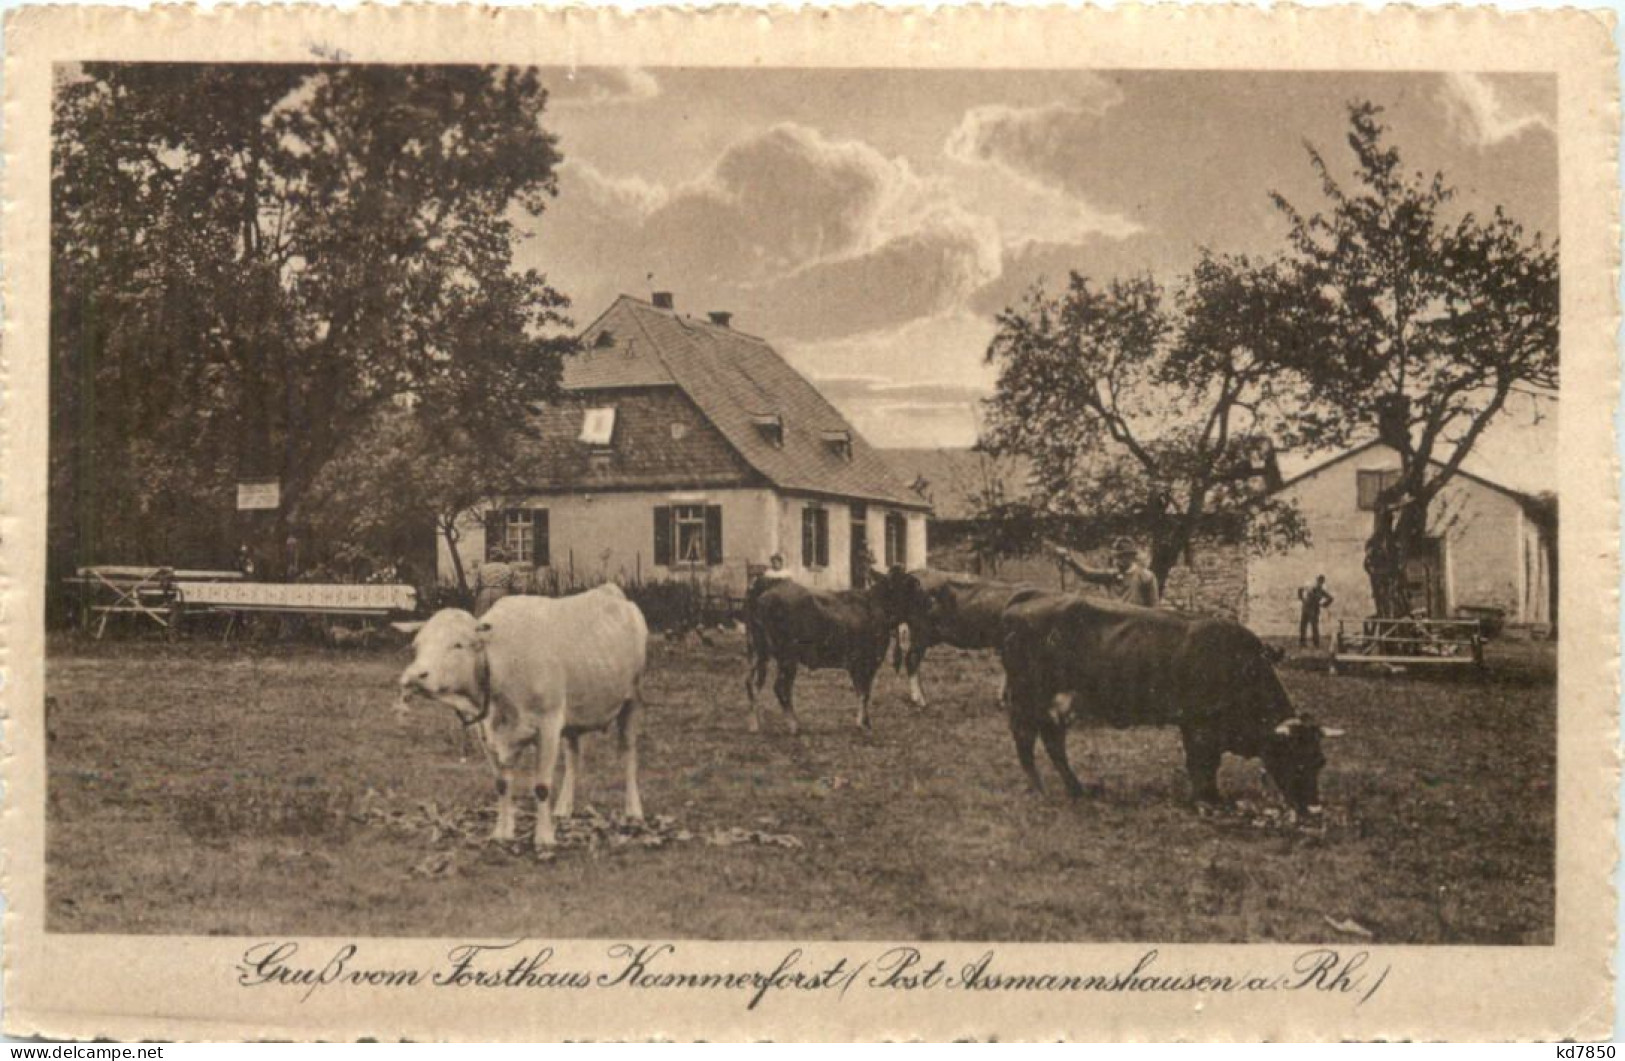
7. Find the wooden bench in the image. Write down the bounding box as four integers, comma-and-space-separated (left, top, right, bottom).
1330, 616, 1485, 674
171, 581, 418, 640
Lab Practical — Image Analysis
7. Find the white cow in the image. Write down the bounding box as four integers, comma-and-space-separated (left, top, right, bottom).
395, 584, 649, 847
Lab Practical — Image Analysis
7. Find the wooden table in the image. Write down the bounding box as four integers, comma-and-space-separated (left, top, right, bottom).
66, 567, 243, 639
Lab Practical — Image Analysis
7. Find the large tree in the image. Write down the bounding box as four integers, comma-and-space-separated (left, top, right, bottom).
981, 255, 1307, 590
303, 409, 534, 599
1266, 102, 1558, 617
51, 64, 574, 575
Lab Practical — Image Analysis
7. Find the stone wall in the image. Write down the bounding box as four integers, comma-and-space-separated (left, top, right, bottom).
926, 524, 1250, 622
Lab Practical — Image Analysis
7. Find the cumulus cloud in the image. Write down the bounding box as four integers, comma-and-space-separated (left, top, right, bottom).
1438, 73, 1554, 148
559, 158, 667, 220
642, 122, 919, 281
546, 67, 660, 107
537, 122, 1012, 342
943, 92, 1141, 244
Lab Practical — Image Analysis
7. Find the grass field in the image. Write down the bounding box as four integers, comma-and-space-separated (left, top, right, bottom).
45, 629, 1555, 943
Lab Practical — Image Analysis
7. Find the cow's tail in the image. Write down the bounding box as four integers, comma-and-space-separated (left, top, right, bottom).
742, 576, 770, 665
892, 624, 905, 672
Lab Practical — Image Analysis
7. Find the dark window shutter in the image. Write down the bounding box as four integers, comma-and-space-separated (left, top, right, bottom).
486, 510, 504, 561
653, 506, 672, 566
816, 509, 830, 567
705, 505, 724, 566
536, 510, 550, 567
802, 509, 814, 567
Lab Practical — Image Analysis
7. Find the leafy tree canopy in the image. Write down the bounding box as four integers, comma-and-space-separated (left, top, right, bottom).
1264, 102, 1557, 615
51, 63, 574, 572
981, 255, 1308, 588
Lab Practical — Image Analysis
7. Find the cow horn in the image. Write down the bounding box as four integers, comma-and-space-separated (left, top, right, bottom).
1321, 726, 1347, 738
390, 621, 425, 635
1274, 718, 1301, 737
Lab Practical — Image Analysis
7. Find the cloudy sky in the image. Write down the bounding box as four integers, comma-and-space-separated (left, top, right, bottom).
516, 69, 1558, 490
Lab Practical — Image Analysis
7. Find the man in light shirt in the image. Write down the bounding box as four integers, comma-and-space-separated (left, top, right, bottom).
1054, 536, 1160, 608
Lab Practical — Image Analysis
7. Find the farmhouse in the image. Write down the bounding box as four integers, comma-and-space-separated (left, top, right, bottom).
438, 294, 929, 595
1246, 441, 1556, 638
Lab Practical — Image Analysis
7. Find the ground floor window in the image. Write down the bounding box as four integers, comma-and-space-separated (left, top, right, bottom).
802, 505, 830, 568
653, 504, 723, 566
490, 508, 549, 566
884, 512, 908, 568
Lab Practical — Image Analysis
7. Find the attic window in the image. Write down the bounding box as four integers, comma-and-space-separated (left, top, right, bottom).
593, 330, 616, 349
751, 413, 784, 448
821, 429, 853, 461
579, 407, 617, 446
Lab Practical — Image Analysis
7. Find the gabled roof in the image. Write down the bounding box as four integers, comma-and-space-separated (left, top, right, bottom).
563, 296, 928, 510
563, 304, 677, 388
1272, 439, 1541, 507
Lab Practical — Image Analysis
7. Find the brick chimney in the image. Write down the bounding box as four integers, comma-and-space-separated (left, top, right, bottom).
707, 311, 733, 328
651, 291, 674, 310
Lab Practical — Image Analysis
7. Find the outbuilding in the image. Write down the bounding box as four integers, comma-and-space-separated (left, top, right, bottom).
1245, 440, 1556, 638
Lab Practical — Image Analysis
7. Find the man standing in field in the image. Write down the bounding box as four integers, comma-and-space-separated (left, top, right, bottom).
1298, 574, 1334, 648
1053, 537, 1160, 608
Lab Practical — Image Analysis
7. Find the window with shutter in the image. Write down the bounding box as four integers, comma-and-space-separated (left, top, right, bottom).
534, 510, 550, 567
801, 506, 829, 568
705, 505, 724, 566
884, 513, 908, 568
485, 511, 503, 562
653, 506, 672, 566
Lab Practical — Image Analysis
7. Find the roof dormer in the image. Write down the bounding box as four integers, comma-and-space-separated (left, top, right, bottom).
821, 429, 853, 462
752, 412, 784, 448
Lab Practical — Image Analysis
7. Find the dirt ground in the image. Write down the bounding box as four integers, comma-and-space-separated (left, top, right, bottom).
44, 629, 1555, 943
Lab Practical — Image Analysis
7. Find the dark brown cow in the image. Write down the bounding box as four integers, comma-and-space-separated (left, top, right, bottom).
999, 593, 1340, 813
893, 569, 1049, 706
743, 569, 915, 733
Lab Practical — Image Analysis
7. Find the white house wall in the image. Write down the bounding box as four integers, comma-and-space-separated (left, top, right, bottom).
437, 488, 928, 595
439, 487, 780, 595
1247, 446, 1536, 637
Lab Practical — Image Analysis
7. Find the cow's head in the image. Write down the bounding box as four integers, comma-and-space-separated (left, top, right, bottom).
394, 608, 487, 710
867, 566, 928, 626
1261, 714, 1341, 815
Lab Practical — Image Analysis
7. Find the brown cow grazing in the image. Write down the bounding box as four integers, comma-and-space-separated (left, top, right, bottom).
999, 593, 1340, 814
893, 569, 1049, 706
744, 568, 917, 733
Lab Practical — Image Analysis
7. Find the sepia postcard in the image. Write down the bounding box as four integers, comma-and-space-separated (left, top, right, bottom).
2, 3, 1618, 1042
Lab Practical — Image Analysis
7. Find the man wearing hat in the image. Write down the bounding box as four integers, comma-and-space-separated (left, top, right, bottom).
1053, 536, 1161, 608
